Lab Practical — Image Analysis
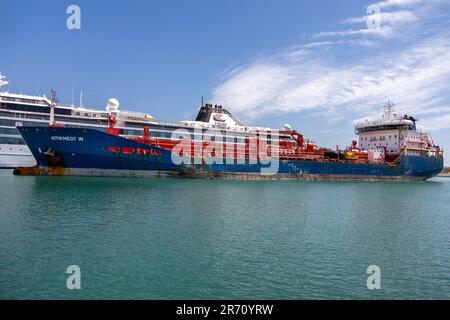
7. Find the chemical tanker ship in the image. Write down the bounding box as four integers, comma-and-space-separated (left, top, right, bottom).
14, 99, 443, 180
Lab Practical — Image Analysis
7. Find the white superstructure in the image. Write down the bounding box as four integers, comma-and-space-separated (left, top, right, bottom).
355, 101, 438, 157
0, 74, 157, 168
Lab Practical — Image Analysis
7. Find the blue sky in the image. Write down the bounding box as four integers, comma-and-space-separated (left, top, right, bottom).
1, 0, 450, 162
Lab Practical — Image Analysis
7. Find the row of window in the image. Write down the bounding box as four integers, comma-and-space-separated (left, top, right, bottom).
0, 112, 107, 126
366, 142, 398, 147
357, 124, 415, 133
73, 111, 106, 118
0, 137, 25, 145
0, 97, 45, 105
0, 118, 140, 133
49, 115, 107, 125
363, 135, 399, 141
0, 127, 19, 135
0, 103, 50, 114
0, 102, 76, 116
0, 116, 106, 127
0, 119, 48, 127
0, 111, 48, 121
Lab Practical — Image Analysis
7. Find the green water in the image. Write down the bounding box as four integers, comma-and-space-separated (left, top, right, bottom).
0, 169, 449, 299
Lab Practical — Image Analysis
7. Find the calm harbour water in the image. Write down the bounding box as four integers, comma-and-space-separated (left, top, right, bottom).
0, 169, 449, 299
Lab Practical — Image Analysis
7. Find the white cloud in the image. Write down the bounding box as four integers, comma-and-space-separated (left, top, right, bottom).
213, 64, 291, 117
317, 0, 436, 39
212, 37, 450, 128
344, 10, 418, 25
212, 0, 450, 136
419, 113, 450, 131
377, 0, 423, 9
315, 26, 394, 38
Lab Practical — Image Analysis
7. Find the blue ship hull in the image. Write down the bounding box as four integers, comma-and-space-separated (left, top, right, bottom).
16, 127, 444, 180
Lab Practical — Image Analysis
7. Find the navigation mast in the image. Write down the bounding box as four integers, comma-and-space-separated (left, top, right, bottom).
383, 100, 395, 120
49, 89, 57, 126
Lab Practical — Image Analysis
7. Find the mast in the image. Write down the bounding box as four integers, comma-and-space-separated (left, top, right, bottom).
383, 100, 395, 120
49, 89, 57, 126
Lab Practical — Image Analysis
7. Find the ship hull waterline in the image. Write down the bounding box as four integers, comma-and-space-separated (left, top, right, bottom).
15, 127, 444, 181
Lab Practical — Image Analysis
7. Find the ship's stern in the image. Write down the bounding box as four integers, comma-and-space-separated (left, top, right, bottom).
401, 155, 444, 180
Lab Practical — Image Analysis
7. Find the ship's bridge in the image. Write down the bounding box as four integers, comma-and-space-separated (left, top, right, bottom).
355, 102, 416, 134
354, 102, 423, 155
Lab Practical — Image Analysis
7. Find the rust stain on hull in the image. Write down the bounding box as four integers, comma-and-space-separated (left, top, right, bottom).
14, 166, 72, 176
13, 166, 426, 181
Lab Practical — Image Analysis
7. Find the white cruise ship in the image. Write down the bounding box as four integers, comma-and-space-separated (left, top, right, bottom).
0, 74, 157, 168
